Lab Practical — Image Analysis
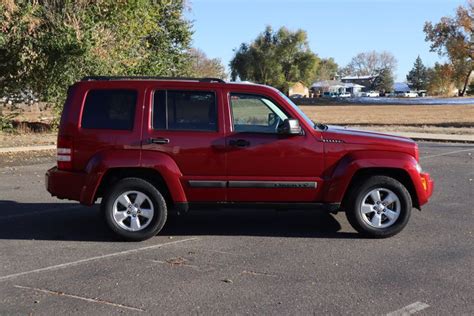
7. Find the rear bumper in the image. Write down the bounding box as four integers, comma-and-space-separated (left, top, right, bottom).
45, 167, 98, 205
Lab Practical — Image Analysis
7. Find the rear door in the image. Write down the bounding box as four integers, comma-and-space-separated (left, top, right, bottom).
224, 90, 324, 202
142, 85, 227, 202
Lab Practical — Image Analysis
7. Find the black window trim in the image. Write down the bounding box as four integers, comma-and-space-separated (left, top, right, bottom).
80, 88, 138, 131
151, 89, 219, 133
228, 92, 291, 135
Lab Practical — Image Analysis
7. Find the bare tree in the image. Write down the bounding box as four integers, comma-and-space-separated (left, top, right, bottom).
343, 51, 398, 76
187, 48, 227, 79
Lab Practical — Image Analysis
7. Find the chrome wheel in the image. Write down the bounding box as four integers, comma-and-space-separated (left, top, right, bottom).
112, 191, 154, 232
359, 188, 401, 229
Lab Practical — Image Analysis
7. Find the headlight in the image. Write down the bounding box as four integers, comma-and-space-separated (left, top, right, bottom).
415, 162, 422, 173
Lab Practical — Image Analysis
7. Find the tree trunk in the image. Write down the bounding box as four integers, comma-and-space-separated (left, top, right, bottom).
460, 69, 472, 96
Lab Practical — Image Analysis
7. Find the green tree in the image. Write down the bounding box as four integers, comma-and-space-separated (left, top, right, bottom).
314, 58, 338, 81
230, 26, 319, 91
0, 0, 192, 112
406, 56, 429, 90
423, 1, 473, 96
185, 48, 226, 79
372, 67, 394, 94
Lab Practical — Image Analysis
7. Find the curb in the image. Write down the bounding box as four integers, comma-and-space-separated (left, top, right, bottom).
392, 132, 474, 143
0, 145, 56, 153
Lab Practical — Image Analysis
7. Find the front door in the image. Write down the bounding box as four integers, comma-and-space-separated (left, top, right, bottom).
225, 92, 324, 202
142, 87, 226, 202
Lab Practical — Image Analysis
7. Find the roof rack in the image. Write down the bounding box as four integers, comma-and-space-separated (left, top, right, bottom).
81, 76, 225, 83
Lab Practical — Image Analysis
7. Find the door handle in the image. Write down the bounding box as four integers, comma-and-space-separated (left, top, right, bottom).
229, 139, 250, 147
149, 137, 170, 145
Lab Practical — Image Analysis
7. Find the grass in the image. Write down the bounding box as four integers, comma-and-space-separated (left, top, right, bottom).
299, 104, 474, 126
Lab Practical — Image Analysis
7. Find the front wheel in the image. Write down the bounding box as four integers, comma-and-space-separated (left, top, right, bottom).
102, 178, 167, 241
345, 176, 412, 238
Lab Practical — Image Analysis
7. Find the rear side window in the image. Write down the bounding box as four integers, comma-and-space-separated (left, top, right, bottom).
153, 90, 217, 131
81, 89, 137, 130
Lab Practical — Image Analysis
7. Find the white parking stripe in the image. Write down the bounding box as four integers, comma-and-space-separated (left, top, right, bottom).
14, 285, 145, 312
420, 148, 473, 160
0, 237, 198, 282
387, 301, 430, 315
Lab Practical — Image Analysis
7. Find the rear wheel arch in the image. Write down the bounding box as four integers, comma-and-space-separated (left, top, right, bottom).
96, 168, 173, 206
342, 168, 420, 210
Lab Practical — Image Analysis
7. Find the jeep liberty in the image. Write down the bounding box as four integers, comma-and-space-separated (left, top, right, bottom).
46, 77, 434, 241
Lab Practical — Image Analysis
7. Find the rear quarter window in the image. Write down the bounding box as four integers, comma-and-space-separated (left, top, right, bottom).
81, 89, 137, 130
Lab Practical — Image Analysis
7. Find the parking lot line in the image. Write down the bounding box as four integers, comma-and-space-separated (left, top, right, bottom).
14, 285, 145, 312
386, 301, 430, 315
420, 148, 473, 160
0, 237, 198, 282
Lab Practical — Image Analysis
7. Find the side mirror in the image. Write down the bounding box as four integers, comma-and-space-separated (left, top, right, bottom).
278, 119, 302, 135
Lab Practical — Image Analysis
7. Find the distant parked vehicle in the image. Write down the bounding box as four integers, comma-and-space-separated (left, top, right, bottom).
362, 91, 379, 97
290, 94, 304, 98
338, 92, 351, 98
322, 92, 338, 98
402, 92, 418, 98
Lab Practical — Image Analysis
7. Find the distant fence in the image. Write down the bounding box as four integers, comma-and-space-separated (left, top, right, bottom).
291, 97, 474, 106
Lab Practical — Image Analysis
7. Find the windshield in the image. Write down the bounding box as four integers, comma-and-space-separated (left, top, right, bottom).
277, 90, 325, 130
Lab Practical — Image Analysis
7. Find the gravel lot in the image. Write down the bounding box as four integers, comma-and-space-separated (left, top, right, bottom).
0, 142, 473, 315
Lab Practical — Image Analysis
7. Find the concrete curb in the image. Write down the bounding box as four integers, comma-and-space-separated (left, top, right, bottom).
0, 145, 55, 153
0, 132, 473, 154
392, 132, 474, 143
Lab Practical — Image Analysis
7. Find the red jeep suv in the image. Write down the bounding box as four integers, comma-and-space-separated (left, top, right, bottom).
46, 76, 433, 241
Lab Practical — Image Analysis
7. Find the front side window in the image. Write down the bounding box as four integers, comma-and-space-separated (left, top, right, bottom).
81, 89, 137, 130
153, 90, 217, 131
230, 93, 288, 133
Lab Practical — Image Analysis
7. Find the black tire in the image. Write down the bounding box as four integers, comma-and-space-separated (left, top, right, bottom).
344, 176, 412, 238
102, 177, 167, 241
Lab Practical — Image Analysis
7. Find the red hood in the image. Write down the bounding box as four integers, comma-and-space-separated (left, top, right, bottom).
321, 125, 418, 159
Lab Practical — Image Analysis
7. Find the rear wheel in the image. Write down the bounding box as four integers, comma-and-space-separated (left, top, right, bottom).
345, 176, 412, 238
102, 178, 167, 241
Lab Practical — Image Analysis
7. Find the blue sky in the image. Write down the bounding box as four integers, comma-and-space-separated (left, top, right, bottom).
185, 0, 466, 82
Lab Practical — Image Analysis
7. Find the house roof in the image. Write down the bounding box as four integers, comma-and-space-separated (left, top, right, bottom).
311, 80, 345, 88
393, 82, 410, 92
342, 75, 377, 80
311, 80, 365, 89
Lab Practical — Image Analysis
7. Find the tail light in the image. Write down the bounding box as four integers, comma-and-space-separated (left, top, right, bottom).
57, 135, 73, 170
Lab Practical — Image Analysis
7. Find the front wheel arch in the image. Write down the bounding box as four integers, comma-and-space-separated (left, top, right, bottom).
341, 168, 419, 210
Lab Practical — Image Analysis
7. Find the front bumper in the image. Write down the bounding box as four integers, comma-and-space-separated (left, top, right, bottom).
417, 172, 434, 206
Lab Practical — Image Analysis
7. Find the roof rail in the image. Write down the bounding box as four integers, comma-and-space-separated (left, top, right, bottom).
81, 76, 225, 83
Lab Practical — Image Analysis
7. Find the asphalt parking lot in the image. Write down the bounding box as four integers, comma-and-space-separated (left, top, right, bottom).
0, 142, 473, 315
